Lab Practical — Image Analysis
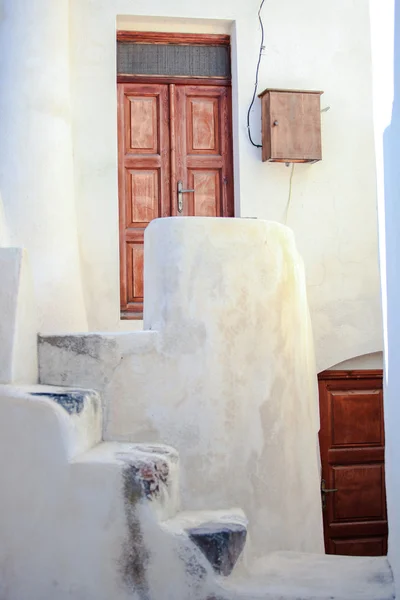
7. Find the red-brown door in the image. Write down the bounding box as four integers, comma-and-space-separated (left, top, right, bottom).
174, 85, 233, 218
118, 83, 171, 317
318, 370, 388, 556
118, 82, 233, 318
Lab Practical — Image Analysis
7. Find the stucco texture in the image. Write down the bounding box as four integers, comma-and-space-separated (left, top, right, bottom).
0, 0, 382, 370
69, 0, 382, 371
40, 218, 324, 559
0, 248, 38, 384
0, 383, 393, 599
369, 0, 400, 592
0, 385, 217, 600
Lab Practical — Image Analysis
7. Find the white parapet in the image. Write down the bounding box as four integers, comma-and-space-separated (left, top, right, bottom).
0, 248, 38, 383
143, 217, 323, 556
40, 217, 324, 558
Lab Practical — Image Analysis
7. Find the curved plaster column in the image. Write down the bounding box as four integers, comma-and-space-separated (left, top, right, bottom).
142, 217, 324, 557
0, 0, 88, 332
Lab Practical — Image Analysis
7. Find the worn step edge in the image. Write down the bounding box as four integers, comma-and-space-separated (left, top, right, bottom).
72, 441, 180, 520
0, 384, 102, 459
163, 509, 247, 532
163, 509, 248, 577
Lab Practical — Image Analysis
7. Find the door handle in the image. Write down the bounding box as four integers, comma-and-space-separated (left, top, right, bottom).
177, 180, 195, 214
321, 479, 338, 510
321, 480, 338, 494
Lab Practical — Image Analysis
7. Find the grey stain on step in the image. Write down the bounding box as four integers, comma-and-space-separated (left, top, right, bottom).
120, 465, 150, 600
30, 390, 89, 415
38, 334, 117, 361
368, 567, 395, 590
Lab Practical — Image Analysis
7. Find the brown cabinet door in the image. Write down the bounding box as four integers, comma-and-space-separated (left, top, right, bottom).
266, 91, 322, 162
318, 371, 388, 556
118, 81, 234, 318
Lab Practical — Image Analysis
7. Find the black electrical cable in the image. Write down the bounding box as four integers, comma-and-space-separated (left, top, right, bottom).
247, 0, 266, 148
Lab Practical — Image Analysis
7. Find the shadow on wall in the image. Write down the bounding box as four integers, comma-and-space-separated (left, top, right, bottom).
326, 351, 383, 371
382, 0, 400, 589
0, 192, 7, 246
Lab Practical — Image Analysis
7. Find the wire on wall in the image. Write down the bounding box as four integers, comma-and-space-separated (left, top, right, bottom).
247, 0, 266, 148
284, 164, 295, 224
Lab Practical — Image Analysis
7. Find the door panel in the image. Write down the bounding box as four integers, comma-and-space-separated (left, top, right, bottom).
126, 241, 144, 300
330, 390, 383, 446
127, 96, 158, 152
332, 464, 386, 520
188, 97, 220, 153
318, 371, 387, 556
331, 537, 386, 556
118, 81, 234, 318
187, 170, 221, 217
126, 169, 160, 223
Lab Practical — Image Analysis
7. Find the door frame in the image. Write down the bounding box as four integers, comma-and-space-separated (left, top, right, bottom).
117, 31, 234, 319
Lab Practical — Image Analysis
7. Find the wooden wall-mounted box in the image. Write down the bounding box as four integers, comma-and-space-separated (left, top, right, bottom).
258, 89, 323, 163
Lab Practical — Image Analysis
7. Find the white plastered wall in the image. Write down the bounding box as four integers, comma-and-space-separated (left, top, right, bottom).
0, 1, 381, 368
0, 0, 88, 333
0, 248, 38, 384
369, 0, 400, 590
330, 351, 383, 370
39, 218, 325, 559
0, 197, 7, 247
68, 0, 382, 371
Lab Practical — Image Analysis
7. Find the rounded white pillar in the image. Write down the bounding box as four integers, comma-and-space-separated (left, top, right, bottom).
0, 0, 88, 332
143, 217, 324, 557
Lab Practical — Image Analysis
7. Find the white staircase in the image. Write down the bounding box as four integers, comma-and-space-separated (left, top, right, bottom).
0, 383, 249, 600
0, 382, 394, 600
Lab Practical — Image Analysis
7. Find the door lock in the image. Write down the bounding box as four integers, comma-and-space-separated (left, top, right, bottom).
321, 479, 338, 510
177, 180, 195, 214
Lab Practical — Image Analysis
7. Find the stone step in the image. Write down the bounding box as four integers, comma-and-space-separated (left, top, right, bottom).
0, 384, 102, 459
72, 441, 180, 520
163, 508, 248, 577
217, 551, 394, 600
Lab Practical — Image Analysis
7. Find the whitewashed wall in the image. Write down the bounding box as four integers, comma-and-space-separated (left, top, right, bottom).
0, 248, 38, 384
369, 0, 400, 591
0, 0, 382, 372
0, 0, 88, 333
70, 0, 382, 371
0, 198, 7, 247
39, 218, 325, 559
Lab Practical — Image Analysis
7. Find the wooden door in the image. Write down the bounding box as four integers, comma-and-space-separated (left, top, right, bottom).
318, 370, 388, 556
174, 85, 233, 217
118, 81, 233, 318
118, 83, 170, 318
